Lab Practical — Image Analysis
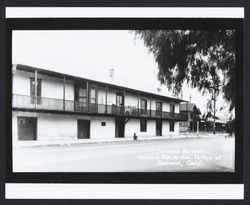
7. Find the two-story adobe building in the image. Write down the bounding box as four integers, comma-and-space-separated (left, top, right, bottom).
12, 64, 188, 142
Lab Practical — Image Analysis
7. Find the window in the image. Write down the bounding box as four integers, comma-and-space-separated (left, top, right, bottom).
170, 121, 175, 132
116, 93, 124, 106
90, 88, 96, 104
30, 78, 42, 104
170, 104, 175, 113
140, 119, 147, 132
101, 122, 106, 126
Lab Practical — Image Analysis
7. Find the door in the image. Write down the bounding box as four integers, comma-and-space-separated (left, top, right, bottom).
74, 83, 87, 112
115, 118, 125, 138
17, 117, 37, 140
77, 120, 90, 139
115, 93, 124, 115
156, 120, 162, 136
140, 99, 147, 115
30, 78, 42, 104
89, 88, 97, 113
156, 102, 162, 117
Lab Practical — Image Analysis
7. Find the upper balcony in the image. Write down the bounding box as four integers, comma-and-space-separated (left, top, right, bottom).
12, 94, 188, 121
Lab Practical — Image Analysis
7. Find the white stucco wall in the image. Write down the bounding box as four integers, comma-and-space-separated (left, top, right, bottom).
106, 88, 116, 105
124, 93, 139, 108
162, 102, 170, 112
12, 111, 116, 141
13, 70, 31, 96
175, 103, 180, 113
98, 88, 106, 105
124, 119, 156, 137
162, 121, 170, 136
150, 99, 156, 110
174, 121, 179, 134
41, 74, 74, 101
90, 116, 115, 139
13, 70, 74, 101
12, 110, 180, 141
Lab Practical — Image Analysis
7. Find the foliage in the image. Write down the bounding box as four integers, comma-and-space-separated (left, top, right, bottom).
135, 30, 235, 111
202, 111, 219, 120
192, 105, 201, 121
225, 118, 235, 134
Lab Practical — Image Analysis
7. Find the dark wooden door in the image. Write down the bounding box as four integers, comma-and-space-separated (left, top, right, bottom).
77, 120, 90, 139
115, 118, 125, 138
18, 117, 37, 140
156, 120, 162, 136
156, 102, 162, 117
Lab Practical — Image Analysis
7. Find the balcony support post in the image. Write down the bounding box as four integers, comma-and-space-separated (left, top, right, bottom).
105, 85, 108, 114
12, 65, 17, 101
123, 89, 126, 115
86, 80, 89, 112
63, 76, 66, 111
172, 100, 174, 112
137, 92, 140, 116
150, 95, 152, 117
34, 69, 37, 109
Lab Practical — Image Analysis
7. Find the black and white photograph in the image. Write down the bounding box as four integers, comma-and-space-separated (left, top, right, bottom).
1, 5, 247, 201
11, 29, 236, 173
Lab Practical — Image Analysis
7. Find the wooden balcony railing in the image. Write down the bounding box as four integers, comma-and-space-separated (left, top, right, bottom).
12, 94, 188, 121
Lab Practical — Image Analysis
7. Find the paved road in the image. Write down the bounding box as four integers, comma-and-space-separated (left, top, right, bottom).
13, 135, 235, 172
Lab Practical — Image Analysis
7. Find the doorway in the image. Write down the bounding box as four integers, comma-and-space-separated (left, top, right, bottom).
17, 117, 37, 140
115, 117, 125, 138
77, 120, 90, 139
74, 82, 87, 112
156, 119, 162, 136
116, 92, 124, 115
156, 102, 162, 117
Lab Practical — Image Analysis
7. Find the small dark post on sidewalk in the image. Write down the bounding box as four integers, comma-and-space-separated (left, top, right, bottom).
133, 133, 137, 141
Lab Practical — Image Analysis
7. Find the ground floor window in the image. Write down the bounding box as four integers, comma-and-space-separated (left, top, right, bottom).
140, 119, 147, 132
170, 121, 175, 132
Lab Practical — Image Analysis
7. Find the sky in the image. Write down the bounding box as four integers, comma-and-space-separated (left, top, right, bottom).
12, 30, 232, 120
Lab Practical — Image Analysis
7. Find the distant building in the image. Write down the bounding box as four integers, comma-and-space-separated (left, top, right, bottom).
12, 64, 188, 142
179, 102, 200, 132
200, 117, 226, 132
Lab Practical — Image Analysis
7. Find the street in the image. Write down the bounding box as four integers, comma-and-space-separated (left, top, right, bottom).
13, 135, 235, 172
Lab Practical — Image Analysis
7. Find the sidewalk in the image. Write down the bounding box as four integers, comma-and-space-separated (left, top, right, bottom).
13, 132, 228, 148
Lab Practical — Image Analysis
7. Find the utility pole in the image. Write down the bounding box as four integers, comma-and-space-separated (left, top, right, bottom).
212, 86, 216, 135
211, 81, 221, 135
189, 94, 192, 103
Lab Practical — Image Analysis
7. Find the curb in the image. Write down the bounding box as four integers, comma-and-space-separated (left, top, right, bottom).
13, 134, 228, 149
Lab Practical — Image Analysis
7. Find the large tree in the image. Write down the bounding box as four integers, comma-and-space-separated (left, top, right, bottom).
135, 30, 235, 111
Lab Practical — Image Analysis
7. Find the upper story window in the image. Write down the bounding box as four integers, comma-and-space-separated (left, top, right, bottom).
170, 104, 175, 113
140, 99, 147, 110
90, 88, 97, 104
30, 78, 42, 104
